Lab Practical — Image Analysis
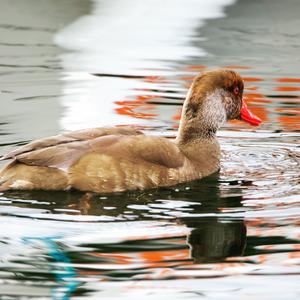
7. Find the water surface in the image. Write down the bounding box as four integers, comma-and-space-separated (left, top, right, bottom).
0, 0, 299, 299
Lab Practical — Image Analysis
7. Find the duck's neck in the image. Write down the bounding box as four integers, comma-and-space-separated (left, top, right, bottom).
175, 87, 226, 145
174, 87, 223, 175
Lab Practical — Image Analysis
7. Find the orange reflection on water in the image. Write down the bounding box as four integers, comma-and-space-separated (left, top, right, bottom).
83, 248, 191, 270
245, 86, 259, 91
223, 65, 251, 70
276, 107, 300, 115
243, 92, 270, 107
140, 248, 190, 267
184, 65, 207, 71
179, 76, 196, 82
275, 86, 300, 92
244, 92, 264, 99
277, 116, 300, 130
276, 77, 300, 83
275, 106, 300, 130
242, 77, 264, 82
115, 106, 158, 119
115, 94, 159, 119
113, 65, 299, 131
173, 109, 182, 121
144, 75, 168, 84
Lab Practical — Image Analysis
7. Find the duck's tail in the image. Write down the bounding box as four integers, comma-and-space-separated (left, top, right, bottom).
0, 163, 12, 191
0, 161, 70, 192
0, 178, 9, 191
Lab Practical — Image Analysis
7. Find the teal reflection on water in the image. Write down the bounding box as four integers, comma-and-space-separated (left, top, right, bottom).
23, 237, 79, 300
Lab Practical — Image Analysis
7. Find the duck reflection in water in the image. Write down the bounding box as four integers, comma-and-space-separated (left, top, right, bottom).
185, 218, 246, 263
178, 175, 246, 263
3, 174, 247, 265
82, 175, 247, 263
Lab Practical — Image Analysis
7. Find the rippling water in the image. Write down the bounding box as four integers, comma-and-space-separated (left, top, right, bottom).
0, 0, 300, 299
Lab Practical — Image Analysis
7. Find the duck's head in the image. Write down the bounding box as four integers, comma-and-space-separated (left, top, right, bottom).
177, 69, 261, 142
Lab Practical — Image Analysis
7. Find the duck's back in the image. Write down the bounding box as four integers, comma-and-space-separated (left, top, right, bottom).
0, 126, 192, 193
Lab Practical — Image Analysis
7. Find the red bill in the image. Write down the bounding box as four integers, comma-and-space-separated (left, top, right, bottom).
240, 100, 262, 126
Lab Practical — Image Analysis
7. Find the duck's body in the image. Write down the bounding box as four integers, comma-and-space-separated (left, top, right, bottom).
0, 127, 220, 192
0, 70, 261, 193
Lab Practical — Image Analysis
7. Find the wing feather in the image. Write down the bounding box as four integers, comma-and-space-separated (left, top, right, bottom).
1, 128, 184, 172
0, 126, 142, 161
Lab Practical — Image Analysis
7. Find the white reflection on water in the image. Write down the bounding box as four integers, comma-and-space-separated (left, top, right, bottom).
54, 0, 235, 130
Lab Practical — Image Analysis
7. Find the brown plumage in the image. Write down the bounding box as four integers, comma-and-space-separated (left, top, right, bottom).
0, 70, 261, 193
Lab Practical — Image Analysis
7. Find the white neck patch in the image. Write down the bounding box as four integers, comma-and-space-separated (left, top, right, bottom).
201, 89, 227, 130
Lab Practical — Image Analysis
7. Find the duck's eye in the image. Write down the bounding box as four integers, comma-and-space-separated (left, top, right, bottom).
234, 86, 239, 95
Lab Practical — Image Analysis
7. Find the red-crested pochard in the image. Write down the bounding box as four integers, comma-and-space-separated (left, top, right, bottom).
0, 70, 261, 193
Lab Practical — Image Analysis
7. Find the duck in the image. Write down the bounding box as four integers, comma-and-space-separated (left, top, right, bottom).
0, 70, 261, 193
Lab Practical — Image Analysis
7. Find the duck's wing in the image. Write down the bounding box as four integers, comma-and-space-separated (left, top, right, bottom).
128, 135, 185, 168
4, 134, 184, 171
0, 126, 143, 161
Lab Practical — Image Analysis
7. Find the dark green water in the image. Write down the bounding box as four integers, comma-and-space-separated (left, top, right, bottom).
0, 0, 299, 299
